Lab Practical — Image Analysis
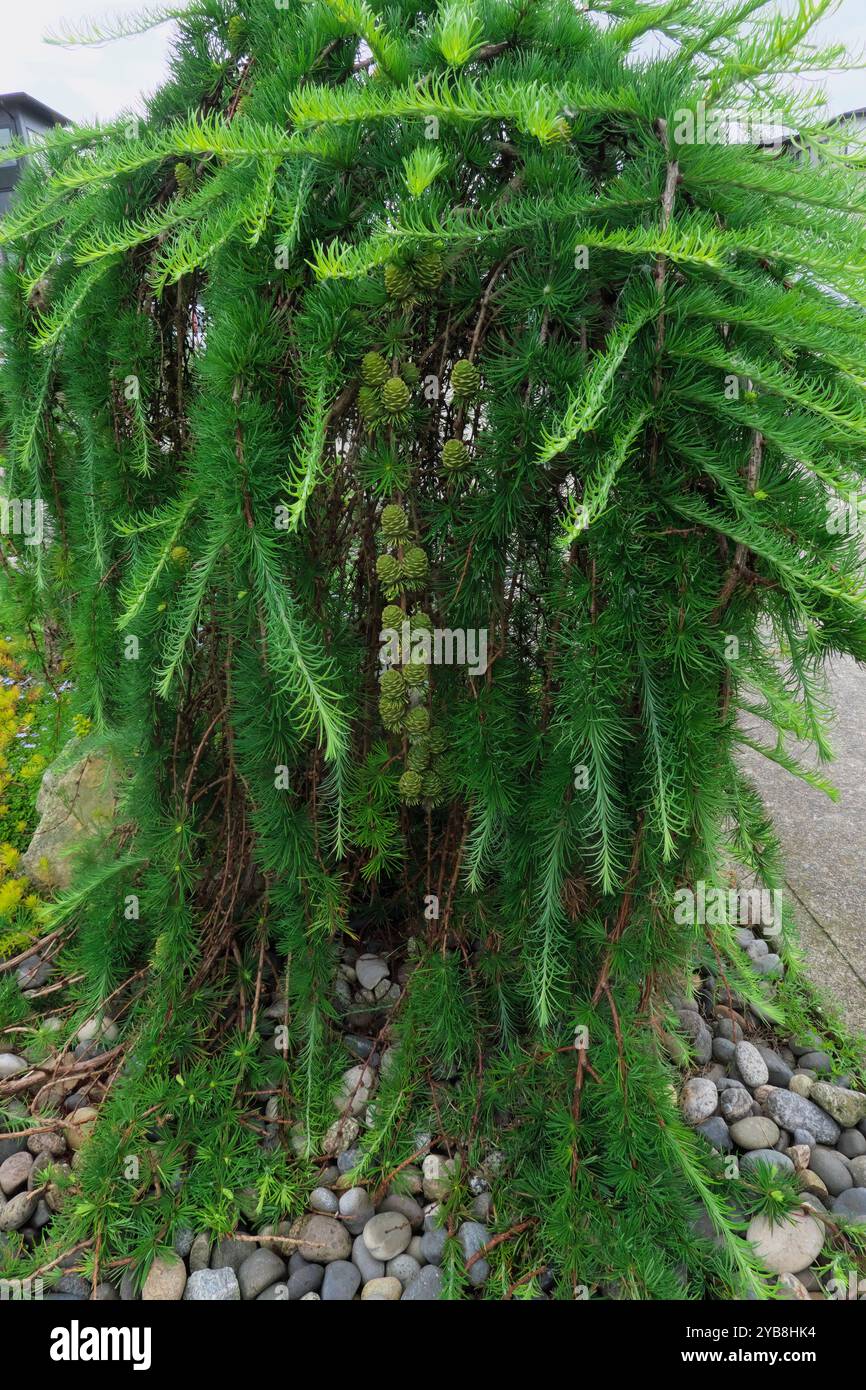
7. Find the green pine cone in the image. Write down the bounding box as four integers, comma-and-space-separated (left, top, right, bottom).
381, 604, 405, 630
401, 361, 420, 387
358, 384, 382, 426
402, 662, 428, 689
412, 252, 443, 292
442, 438, 470, 472
384, 263, 414, 300
380, 698, 408, 732
404, 706, 430, 736
380, 377, 411, 419
174, 162, 193, 190
426, 727, 447, 755
381, 503, 410, 539
422, 770, 444, 802
411, 609, 433, 632
398, 769, 423, 804
451, 359, 481, 398
379, 667, 407, 699
376, 553, 401, 586
361, 351, 390, 387
227, 15, 248, 51
405, 742, 431, 773
401, 545, 428, 582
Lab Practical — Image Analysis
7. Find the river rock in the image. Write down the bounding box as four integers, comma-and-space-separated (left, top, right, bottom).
422, 1153, 457, 1200
355, 955, 389, 990
402, 1265, 444, 1300
680, 1078, 718, 1126
755, 1045, 793, 1088
730, 1117, 780, 1151
0, 1151, 33, 1196
321, 1260, 362, 1300
238, 1248, 286, 1300
763, 1088, 840, 1145
0, 1190, 37, 1231
831, 1188, 866, 1222
339, 1186, 374, 1235
849, 1156, 866, 1186
142, 1253, 187, 1301
286, 1259, 324, 1300
720, 1086, 753, 1122
362, 1211, 411, 1261
458, 1221, 490, 1287
809, 1082, 866, 1129
798, 1170, 829, 1199
289, 1213, 351, 1263
361, 1276, 402, 1300
809, 1146, 853, 1197
838, 1130, 866, 1159
747, 1211, 824, 1273
740, 1148, 794, 1178
735, 1041, 769, 1088
675, 1009, 712, 1065
696, 1117, 732, 1152
0, 1055, 28, 1081
184, 1267, 240, 1301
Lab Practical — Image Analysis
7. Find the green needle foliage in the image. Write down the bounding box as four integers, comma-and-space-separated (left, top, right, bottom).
1, 0, 866, 1298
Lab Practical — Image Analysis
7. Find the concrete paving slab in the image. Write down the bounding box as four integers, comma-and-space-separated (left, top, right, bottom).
737, 655, 866, 1031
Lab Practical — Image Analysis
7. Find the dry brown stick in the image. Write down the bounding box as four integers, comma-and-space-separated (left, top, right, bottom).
0, 1043, 125, 1098
464, 1218, 536, 1270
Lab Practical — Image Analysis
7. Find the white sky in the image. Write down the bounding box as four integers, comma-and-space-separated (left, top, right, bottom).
0, 0, 863, 125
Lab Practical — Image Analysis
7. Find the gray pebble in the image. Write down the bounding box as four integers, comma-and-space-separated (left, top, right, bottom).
184, 1267, 241, 1301
402, 1265, 443, 1300
238, 1248, 287, 1300
321, 1260, 361, 1301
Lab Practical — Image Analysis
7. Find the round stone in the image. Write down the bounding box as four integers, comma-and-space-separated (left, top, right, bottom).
747, 1212, 824, 1273
0, 1054, 28, 1080
831, 1187, 866, 1222
719, 1086, 753, 1122
339, 1186, 374, 1235
184, 1267, 240, 1301
730, 1117, 780, 1151
422, 1153, 457, 1200
739, 1148, 794, 1177
237, 1248, 287, 1300
26, 1131, 66, 1158
735, 1041, 769, 1088
809, 1082, 866, 1129
680, 1077, 718, 1126
798, 1170, 829, 1199
286, 1261, 324, 1300
142, 1253, 187, 1301
837, 1130, 866, 1159
0, 1191, 37, 1231
849, 1155, 866, 1186
763, 1088, 840, 1145
321, 1260, 362, 1300
361, 1276, 403, 1300
355, 955, 389, 990
378, 1193, 423, 1229
696, 1117, 732, 1152
362, 1211, 411, 1262
386, 1253, 421, 1288
288, 1212, 351, 1263
351, 1231, 384, 1283
309, 1186, 339, 1214
0, 1151, 33, 1196
808, 1146, 853, 1197
402, 1265, 444, 1300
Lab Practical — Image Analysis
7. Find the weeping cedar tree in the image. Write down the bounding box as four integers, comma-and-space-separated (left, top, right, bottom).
1, 0, 866, 1299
